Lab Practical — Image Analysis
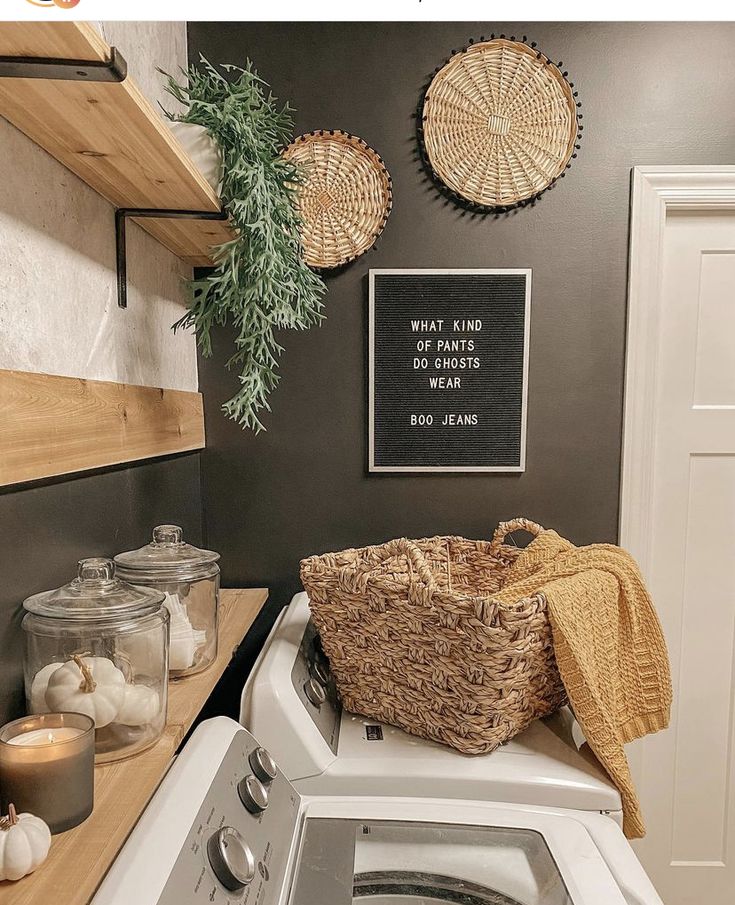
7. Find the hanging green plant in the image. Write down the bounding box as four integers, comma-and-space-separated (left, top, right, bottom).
162, 58, 326, 432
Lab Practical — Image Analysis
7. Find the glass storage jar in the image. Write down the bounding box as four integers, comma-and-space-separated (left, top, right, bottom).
22, 558, 169, 763
114, 525, 219, 678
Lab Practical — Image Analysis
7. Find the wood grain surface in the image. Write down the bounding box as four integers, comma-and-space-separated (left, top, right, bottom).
133, 215, 234, 266
0, 22, 109, 61
0, 588, 269, 905
0, 22, 234, 262
0, 369, 205, 486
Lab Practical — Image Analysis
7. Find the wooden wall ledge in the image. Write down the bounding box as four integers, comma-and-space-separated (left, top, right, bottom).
0, 588, 269, 905
0, 369, 205, 487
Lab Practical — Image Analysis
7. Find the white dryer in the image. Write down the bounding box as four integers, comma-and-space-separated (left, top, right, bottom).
241, 593, 622, 822
93, 716, 663, 905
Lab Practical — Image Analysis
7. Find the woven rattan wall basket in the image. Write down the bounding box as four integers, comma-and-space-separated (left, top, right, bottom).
419, 37, 582, 211
283, 130, 393, 269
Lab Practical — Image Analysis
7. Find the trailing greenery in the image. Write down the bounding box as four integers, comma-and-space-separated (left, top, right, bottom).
162, 58, 325, 432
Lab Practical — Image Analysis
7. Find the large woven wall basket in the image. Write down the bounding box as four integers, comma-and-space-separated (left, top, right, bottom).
300, 518, 567, 755
419, 38, 581, 211
283, 130, 393, 269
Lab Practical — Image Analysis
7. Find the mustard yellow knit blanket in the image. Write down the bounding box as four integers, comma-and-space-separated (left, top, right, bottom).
494, 529, 672, 838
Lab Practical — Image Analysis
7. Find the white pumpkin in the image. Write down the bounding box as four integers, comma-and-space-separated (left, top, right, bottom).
0, 805, 51, 882
45, 655, 125, 728
29, 662, 63, 714
116, 685, 160, 726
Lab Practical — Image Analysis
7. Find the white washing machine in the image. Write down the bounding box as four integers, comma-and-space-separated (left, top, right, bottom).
241, 593, 622, 822
93, 716, 663, 905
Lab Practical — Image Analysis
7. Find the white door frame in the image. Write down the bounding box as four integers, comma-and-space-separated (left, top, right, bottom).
621, 168, 735, 896
620, 165, 735, 570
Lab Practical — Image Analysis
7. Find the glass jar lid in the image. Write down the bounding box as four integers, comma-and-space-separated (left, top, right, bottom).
23, 558, 166, 621
113, 525, 220, 582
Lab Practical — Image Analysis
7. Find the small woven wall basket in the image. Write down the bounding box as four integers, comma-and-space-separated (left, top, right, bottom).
420, 38, 580, 210
283, 130, 393, 269
300, 518, 567, 755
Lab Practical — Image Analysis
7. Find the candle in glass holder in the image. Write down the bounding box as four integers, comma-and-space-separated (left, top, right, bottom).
0, 713, 94, 833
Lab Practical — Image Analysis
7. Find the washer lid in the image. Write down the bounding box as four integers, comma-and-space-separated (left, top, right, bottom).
291, 804, 633, 905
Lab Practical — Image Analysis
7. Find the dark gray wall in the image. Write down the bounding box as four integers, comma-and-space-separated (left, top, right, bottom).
0, 455, 203, 725
189, 22, 735, 614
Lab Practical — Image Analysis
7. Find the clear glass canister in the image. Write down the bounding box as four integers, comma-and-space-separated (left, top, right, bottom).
22, 559, 169, 763
114, 526, 219, 678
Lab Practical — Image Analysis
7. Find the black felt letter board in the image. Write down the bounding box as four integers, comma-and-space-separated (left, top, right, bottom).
368, 269, 530, 472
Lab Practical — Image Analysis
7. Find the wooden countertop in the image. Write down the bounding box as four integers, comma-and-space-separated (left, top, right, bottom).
0, 588, 268, 905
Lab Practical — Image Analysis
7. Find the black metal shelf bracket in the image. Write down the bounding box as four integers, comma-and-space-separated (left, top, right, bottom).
0, 46, 127, 83
115, 208, 228, 309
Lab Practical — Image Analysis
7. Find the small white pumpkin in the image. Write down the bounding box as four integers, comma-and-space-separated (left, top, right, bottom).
29, 662, 63, 714
45, 655, 125, 728
0, 805, 51, 881
116, 685, 160, 726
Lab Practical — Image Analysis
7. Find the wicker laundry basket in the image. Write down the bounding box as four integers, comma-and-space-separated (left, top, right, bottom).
300, 518, 567, 755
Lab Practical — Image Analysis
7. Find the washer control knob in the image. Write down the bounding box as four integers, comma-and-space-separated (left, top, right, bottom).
249, 746, 277, 784
207, 827, 255, 891
310, 659, 330, 685
238, 774, 269, 814
304, 676, 326, 707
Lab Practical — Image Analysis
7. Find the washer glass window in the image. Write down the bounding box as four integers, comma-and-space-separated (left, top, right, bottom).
291, 820, 572, 905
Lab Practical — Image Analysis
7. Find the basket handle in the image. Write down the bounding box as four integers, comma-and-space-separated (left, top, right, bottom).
489, 518, 545, 552
369, 537, 437, 595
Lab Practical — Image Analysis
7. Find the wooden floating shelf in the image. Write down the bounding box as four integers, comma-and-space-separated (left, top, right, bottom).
0, 22, 233, 264
0, 369, 206, 487
131, 214, 232, 267
0, 589, 269, 905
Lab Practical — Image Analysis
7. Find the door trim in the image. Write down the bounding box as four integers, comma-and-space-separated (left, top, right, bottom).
620, 166, 735, 571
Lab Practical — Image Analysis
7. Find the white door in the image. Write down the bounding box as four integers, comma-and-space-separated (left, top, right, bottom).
622, 167, 735, 905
